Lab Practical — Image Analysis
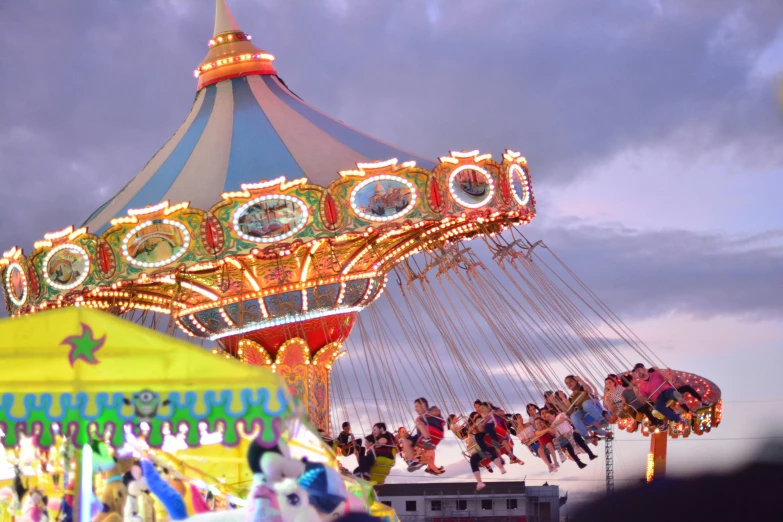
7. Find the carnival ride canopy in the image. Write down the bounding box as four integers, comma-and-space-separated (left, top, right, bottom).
0, 1, 536, 432
81, 10, 435, 235
0, 307, 293, 452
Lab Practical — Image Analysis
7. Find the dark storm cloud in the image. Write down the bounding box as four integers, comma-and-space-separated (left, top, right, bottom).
0, 0, 780, 319
370, 220, 783, 327
528, 221, 783, 320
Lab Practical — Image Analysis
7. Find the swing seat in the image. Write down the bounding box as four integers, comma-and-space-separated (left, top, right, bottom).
483, 424, 513, 456
479, 454, 492, 468
337, 443, 355, 457
556, 439, 576, 461
417, 420, 445, 448
449, 415, 470, 440
463, 451, 492, 470
484, 437, 515, 458
493, 424, 509, 439
368, 456, 395, 485
526, 443, 540, 457
582, 411, 603, 427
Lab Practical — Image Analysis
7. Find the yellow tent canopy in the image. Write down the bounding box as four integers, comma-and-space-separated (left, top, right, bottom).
370, 502, 400, 522
0, 308, 292, 450
0, 309, 400, 521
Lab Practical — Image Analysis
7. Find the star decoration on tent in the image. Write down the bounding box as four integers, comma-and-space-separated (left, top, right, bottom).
61, 323, 106, 367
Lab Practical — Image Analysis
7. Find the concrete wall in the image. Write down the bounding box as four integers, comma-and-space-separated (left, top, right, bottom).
378, 486, 560, 522
379, 493, 527, 520
377, 485, 559, 522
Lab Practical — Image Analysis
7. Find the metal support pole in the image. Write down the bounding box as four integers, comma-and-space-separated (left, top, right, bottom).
605, 425, 614, 494
647, 430, 668, 482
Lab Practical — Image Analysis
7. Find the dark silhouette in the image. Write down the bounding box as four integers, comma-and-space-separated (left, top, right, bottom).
336, 515, 383, 522
572, 444, 783, 521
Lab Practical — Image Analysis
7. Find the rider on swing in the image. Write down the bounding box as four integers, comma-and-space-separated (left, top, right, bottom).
336, 421, 361, 463
478, 402, 523, 465
401, 397, 444, 472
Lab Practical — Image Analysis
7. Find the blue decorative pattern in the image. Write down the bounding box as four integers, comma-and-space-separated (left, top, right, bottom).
263, 290, 303, 318
305, 283, 340, 311
224, 299, 263, 326
0, 386, 290, 449
194, 307, 228, 333
343, 279, 370, 307
178, 316, 203, 336
358, 279, 380, 305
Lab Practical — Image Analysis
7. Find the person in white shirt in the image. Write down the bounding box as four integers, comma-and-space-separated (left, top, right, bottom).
603, 375, 625, 421
541, 408, 598, 469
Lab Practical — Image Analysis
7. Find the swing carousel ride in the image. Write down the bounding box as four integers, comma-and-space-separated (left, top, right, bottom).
1, 0, 721, 485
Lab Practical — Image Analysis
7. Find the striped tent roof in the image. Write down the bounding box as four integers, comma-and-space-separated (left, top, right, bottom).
84, 0, 435, 234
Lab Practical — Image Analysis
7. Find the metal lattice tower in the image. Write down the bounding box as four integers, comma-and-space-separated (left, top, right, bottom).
605, 425, 615, 494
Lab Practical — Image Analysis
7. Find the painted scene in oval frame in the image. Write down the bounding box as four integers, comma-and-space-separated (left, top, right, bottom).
47, 248, 88, 287
452, 168, 491, 206
236, 198, 306, 240
126, 222, 186, 264
510, 165, 530, 206
7, 265, 25, 301
354, 178, 413, 218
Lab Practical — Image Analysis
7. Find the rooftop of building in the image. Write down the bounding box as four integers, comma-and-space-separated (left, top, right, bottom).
375, 481, 560, 498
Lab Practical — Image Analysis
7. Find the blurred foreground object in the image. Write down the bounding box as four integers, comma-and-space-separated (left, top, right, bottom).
572, 442, 783, 521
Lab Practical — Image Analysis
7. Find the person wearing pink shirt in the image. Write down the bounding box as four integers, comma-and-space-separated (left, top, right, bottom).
633, 363, 683, 423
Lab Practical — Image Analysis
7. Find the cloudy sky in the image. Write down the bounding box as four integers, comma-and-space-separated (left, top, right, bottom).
2, 0, 783, 511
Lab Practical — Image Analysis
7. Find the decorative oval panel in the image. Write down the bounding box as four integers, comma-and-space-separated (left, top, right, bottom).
27, 265, 40, 299
4, 263, 27, 306
499, 170, 512, 204
96, 240, 117, 279
233, 195, 309, 243
509, 164, 531, 206
350, 175, 417, 222
43, 244, 90, 290
322, 193, 340, 229
448, 165, 495, 209
122, 219, 190, 268
428, 178, 444, 211
201, 215, 226, 255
